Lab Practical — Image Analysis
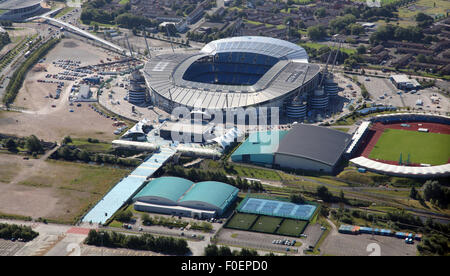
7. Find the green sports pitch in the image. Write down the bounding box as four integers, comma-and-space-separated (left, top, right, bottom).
369, 128, 450, 165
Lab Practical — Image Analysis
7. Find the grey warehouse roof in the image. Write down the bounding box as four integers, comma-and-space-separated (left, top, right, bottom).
276, 124, 352, 166
201, 36, 309, 62
0, 0, 41, 9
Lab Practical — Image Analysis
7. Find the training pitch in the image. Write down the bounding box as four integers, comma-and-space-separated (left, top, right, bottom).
225, 213, 258, 230
369, 128, 450, 165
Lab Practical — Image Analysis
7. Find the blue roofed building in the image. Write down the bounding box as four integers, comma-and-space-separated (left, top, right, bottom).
133, 177, 239, 219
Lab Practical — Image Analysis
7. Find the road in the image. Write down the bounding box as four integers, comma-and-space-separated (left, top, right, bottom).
40, 16, 128, 55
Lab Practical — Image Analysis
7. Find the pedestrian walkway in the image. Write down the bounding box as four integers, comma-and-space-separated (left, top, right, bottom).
81, 147, 176, 224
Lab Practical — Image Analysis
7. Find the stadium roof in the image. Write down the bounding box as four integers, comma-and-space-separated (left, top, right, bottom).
178, 181, 239, 210
232, 130, 288, 157
133, 177, 194, 203
145, 55, 319, 110
351, 156, 450, 177
200, 36, 309, 62
275, 124, 352, 166
0, 0, 41, 9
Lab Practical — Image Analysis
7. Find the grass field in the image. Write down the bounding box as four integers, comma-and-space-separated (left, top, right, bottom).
276, 219, 308, 237
250, 216, 282, 233
369, 128, 450, 165
70, 138, 112, 153
226, 213, 258, 230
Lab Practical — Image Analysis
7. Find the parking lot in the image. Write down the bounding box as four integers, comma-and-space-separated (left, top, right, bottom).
0, 239, 26, 256
357, 76, 399, 106
321, 231, 417, 256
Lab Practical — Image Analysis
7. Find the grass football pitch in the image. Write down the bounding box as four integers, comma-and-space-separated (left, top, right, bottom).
226, 213, 258, 230
276, 219, 308, 237
369, 129, 450, 165
250, 216, 283, 233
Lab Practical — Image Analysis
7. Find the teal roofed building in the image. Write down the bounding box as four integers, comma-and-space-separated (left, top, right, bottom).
179, 181, 239, 215
231, 130, 288, 165
133, 177, 194, 206
133, 177, 239, 219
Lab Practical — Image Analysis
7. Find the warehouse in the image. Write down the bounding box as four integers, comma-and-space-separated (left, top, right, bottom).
133, 176, 239, 219
231, 123, 352, 174
274, 124, 352, 174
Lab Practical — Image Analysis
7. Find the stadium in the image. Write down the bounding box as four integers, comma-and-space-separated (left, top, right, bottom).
0, 0, 43, 21
132, 176, 239, 219
143, 36, 322, 116
349, 113, 450, 178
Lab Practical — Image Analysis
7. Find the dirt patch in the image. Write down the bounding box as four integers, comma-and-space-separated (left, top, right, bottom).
0, 154, 131, 223
63, 41, 78, 48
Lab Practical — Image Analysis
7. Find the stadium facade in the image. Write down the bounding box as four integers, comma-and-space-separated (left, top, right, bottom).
0, 0, 43, 21
143, 36, 322, 117
133, 176, 239, 218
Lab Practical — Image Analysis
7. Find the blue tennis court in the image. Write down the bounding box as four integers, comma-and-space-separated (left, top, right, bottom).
237, 197, 317, 221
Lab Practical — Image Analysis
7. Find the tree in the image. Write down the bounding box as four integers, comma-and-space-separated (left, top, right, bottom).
410, 186, 418, 200
115, 210, 133, 222
357, 45, 366, 55
5, 138, 17, 152
25, 135, 43, 154
307, 25, 327, 41
63, 136, 72, 144
317, 186, 332, 202
290, 193, 305, 204
315, 7, 327, 18
340, 190, 345, 202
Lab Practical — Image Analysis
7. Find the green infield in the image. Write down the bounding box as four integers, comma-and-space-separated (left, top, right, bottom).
276, 219, 308, 237
250, 216, 283, 233
226, 213, 258, 231
369, 128, 450, 165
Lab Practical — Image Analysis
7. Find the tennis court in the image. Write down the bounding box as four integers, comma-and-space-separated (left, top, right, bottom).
237, 197, 317, 221
250, 216, 283, 233
225, 213, 259, 231
276, 219, 308, 237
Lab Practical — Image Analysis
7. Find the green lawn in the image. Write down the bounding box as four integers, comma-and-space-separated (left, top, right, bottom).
369, 128, 450, 165
276, 219, 308, 237
55, 7, 74, 19
250, 216, 282, 233
70, 138, 112, 153
226, 213, 258, 231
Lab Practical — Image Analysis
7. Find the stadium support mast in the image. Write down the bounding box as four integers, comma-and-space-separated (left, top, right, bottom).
294, 65, 310, 99
125, 34, 133, 59
166, 26, 175, 53
329, 40, 342, 75
319, 39, 337, 87
142, 26, 151, 59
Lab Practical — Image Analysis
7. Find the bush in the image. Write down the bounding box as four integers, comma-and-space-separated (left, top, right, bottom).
115, 210, 133, 223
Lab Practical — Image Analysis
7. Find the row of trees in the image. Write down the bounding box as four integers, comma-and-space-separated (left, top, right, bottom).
0, 223, 39, 242
53, 145, 141, 167
0, 32, 11, 52
85, 230, 190, 255
164, 164, 264, 192
204, 244, 264, 256
141, 214, 213, 231
1, 135, 44, 155
3, 37, 60, 105
80, 0, 158, 29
